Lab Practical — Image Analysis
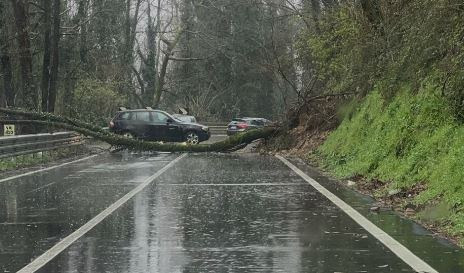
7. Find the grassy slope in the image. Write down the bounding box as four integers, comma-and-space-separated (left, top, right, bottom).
317, 84, 464, 240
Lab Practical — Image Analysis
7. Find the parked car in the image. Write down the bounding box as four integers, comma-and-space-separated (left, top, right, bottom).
109, 109, 210, 144
226, 117, 271, 136
172, 114, 197, 123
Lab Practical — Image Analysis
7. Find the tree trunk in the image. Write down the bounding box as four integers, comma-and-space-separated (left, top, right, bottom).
0, 107, 279, 153
77, 0, 88, 65
142, 2, 157, 105
47, 0, 61, 113
10, 0, 37, 110
153, 30, 185, 107
40, 0, 52, 111
121, 0, 142, 107
310, 0, 321, 34
0, 0, 15, 107
1, 53, 15, 107
153, 53, 169, 108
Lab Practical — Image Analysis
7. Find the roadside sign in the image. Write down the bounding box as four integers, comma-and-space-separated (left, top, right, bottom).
4, 124, 15, 136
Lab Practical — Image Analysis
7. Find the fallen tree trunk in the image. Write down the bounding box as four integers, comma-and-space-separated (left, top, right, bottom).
0, 108, 279, 152
0, 107, 111, 135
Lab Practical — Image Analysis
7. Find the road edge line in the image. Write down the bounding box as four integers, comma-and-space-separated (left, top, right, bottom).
276, 155, 438, 273
17, 153, 187, 273
0, 153, 100, 184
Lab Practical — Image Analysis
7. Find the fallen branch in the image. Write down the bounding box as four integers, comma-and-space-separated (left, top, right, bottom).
0, 108, 111, 135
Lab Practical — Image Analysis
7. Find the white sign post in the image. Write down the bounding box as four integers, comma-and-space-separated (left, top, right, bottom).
4, 124, 15, 136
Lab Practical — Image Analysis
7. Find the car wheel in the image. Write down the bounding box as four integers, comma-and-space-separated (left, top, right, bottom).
185, 131, 200, 145
122, 132, 135, 139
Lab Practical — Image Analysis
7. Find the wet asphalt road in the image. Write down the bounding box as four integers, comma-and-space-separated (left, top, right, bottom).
1, 152, 464, 273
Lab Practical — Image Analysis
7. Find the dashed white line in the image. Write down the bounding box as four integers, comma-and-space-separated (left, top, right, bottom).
17, 153, 187, 273
276, 155, 438, 273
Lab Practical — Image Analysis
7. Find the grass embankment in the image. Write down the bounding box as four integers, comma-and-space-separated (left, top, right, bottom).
317, 85, 464, 243
0, 146, 86, 174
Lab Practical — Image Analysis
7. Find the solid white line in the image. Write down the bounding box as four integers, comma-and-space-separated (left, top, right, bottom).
159, 183, 307, 186
17, 153, 187, 273
276, 155, 438, 273
0, 154, 100, 184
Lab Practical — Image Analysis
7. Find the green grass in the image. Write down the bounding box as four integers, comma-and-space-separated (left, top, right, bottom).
317, 83, 464, 239
0, 147, 80, 173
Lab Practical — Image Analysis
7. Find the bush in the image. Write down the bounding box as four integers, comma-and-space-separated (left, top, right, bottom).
70, 79, 126, 126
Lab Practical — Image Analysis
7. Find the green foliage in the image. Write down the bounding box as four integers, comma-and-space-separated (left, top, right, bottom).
301, 0, 464, 116
305, 6, 377, 95
70, 79, 126, 126
318, 85, 464, 235
302, 0, 464, 240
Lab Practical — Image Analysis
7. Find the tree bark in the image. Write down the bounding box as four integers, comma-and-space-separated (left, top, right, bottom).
153, 30, 185, 107
121, 0, 142, 107
10, 0, 37, 110
0, 107, 279, 153
310, 0, 321, 34
40, 0, 52, 111
0, 53, 13, 107
47, 0, 61, 113
0, 118, 278, 153
142, 1, 157, 105
153, 52, 169, 107
0, 0, 15, 107
77, 0, 88, 64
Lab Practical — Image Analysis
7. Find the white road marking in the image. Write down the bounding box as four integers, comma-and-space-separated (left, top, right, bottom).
160, 183, 307, 186
17, 153, 187, 273
0, 154, 99, 184
276, 155, 438, 273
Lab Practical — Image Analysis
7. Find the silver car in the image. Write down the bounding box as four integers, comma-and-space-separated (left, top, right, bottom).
226, 117, 271, 136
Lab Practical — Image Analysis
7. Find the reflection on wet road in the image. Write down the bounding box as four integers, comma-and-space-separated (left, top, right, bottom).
0, 152, 178, 272
1, 153, 464, 272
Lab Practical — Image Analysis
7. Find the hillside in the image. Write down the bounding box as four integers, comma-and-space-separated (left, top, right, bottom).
288, 0, 464, 243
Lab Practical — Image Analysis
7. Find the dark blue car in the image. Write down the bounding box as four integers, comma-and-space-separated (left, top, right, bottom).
109, 109, 210, 144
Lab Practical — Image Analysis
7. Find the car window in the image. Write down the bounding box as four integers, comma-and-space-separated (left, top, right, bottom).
153, 112, 169, 122
250, 120, 264, 126
136, 111, 151, 122
119, 112, 130, 120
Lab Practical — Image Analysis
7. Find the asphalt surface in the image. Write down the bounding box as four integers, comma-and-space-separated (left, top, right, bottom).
1, 151, 463, 273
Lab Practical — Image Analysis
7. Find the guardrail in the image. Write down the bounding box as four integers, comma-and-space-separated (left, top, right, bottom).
208, 125, 227, 135
0, 132, 83, 159
202, 122, 228, 136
